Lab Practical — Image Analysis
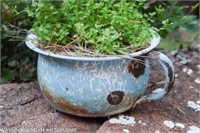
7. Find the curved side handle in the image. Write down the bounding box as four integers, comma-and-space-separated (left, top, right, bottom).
135, 51, 175, 104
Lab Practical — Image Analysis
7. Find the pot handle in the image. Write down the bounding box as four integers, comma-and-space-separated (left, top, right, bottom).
134, 51, 175, 105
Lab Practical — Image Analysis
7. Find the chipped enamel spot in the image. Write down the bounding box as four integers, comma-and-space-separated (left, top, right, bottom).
163, 120, 175, 129
175, 123, 185, 128
187, 126, 200, 133
109, 115, 136, 126
187, 101, 200, 111
194, 79, 200, 84
123, 129, 130, 133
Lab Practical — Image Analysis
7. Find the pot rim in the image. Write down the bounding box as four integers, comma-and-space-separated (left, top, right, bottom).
25, 33, 160, 61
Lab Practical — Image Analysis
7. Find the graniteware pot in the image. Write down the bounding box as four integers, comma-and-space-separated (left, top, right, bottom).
26, 34, 174, 117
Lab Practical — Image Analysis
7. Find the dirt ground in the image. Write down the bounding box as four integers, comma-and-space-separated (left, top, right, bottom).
0, 45, 200, 133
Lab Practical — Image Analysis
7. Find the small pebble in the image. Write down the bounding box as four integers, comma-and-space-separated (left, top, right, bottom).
142, 122, 147, 126
187, 69, 193, 75
189, 86, 194, 89
21, 121, 27, 124
197, 64, 200, 69
176, 55, 188, 65
182, 68, 193, 75
123, 129, 130, 133
138, 120, 147, 126
175, 123, 185, 128
180, 60, 188, 65
183, 68, 188, 73
138, 120, 142, 124
163, 120, 175, 129
109, 115, 136, 126
194, 79, 200, 84
170, 50, 178, 56
187, 101, 200, 112
187, 126, 200, 133
154, 130, 160, 133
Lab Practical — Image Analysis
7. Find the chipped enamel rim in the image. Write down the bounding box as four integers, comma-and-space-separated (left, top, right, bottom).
25, 33, 160, 61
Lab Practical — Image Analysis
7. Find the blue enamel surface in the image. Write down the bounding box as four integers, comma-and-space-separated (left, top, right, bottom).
38, 55, 150, 116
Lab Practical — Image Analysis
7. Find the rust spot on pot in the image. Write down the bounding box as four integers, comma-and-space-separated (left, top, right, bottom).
56, 98, 89, 115
42, 86, 89, 115
42, 86, 54, 101
127, 58, 146, 78
107, 91, 124, 105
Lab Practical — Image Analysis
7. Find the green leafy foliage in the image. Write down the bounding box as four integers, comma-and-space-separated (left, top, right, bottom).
1, 0, 37, 83
143, 0, 199, 50
26, 0, 166, 55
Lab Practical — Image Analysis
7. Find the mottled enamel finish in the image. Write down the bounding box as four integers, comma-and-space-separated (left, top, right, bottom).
26, 33, 175, 117
38, 55, 149, 117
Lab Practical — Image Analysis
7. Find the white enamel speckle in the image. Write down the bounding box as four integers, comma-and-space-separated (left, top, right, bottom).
187, 101, 200, 111
194, 79, 200, 84
109, 115, 136, 126
175, 123, 185, 128
187, 126, 200, 133
163, 120, 175, 129
123, 129, 130, 133
152, 88, 164, 93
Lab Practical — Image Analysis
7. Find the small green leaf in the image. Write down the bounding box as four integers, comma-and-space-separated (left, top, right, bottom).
181, 25, 199, 33
20, 73, 31, 81
7, 60, 16, 67
61, 38, 67, 44
1, 69, 16, 83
